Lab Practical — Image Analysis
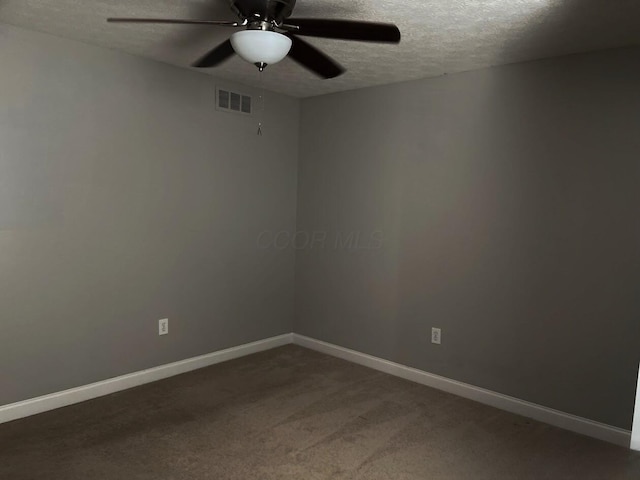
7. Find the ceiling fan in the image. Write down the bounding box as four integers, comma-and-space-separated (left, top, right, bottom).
107, 0, 401, 79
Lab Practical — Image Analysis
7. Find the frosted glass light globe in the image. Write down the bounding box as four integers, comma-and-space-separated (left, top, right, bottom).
230, 30, 292, 66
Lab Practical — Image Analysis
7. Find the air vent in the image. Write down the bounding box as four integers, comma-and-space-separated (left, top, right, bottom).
217, 87, 252, 115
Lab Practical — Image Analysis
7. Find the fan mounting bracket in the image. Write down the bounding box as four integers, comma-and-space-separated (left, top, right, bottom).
229, 0, 297, 24
247, 20, 276, 31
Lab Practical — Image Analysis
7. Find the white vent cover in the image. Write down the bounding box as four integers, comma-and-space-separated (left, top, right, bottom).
217, 87, 252, 115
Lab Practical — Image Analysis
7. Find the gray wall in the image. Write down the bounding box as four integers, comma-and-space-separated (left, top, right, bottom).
0, 24, 299, 405
295, 48, 640, 429
3, 21, 639, 433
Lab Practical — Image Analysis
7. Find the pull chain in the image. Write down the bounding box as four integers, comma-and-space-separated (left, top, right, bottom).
257, 69, 265, 136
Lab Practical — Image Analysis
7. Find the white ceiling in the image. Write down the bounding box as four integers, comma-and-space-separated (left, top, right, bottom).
1, 0, 639, 98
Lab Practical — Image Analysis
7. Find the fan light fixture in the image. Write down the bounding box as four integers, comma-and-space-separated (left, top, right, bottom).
107, 0, 401, 79
230, 30, 292, 71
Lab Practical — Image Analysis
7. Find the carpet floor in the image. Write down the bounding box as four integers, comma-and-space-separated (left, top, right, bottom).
1, 345, 639, 479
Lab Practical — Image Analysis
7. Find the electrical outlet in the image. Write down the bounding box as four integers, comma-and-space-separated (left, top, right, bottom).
159, 318, 169, 336
431, 327, 441, 345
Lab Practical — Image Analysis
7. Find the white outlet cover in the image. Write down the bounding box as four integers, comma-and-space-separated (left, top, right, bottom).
431, 327, 441, 345
159, 318, 169, 336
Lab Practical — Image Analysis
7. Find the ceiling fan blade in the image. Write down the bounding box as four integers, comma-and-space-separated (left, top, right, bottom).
107, 18, 241, 26
287, 35, 345, 79
282, 18, 401, 43
193, 39, 236, 68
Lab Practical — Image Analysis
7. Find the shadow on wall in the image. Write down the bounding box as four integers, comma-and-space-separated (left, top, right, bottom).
394, 0, 640, 430
429, 0, 640, 429
488, 0, 640, 428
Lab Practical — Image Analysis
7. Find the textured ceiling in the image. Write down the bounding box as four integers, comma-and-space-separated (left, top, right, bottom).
1, 0, 639, 98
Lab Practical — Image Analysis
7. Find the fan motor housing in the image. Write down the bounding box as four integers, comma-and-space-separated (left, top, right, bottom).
247, 20, 277, 31
230, 0, 296, 24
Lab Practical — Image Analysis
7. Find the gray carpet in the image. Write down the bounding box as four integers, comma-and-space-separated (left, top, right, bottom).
1, 345, 639, 479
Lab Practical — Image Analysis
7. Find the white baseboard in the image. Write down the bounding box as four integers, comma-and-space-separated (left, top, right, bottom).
0, 333, 293, 425
631, 364, 640, 450
2, 331, 633, 450
292, 334, 632, 448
